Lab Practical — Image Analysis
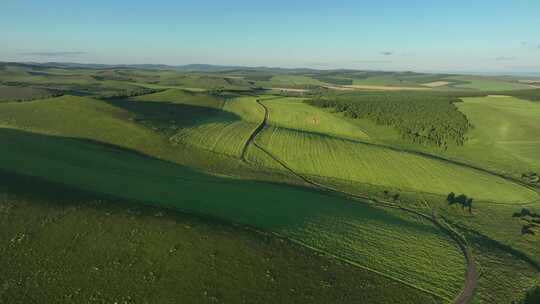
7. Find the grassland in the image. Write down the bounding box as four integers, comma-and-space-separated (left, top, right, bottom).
263, 97, 369, 140
447, 76, 533, 91
1, 172, 441, 304
171, 96, 265, 157
452, 96, 540, 174
0, 128, 466, 301
0, 94, 254, 177
257, 75, 329, 89
0, 85, 57, 101
251, 96, 538, 203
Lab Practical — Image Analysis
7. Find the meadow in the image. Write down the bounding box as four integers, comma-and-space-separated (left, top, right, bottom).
453, 96, 540, 174
1, 172, 438, 304
0, 128, 465, 301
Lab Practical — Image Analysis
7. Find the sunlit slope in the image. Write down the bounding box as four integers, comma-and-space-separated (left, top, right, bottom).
0, 95, 162, 148
455, 96, 540, 173
0, 128, 464, 301
170, 96, 264, 157
130, 90, 264, 157
249, 126, 538, 203
263, 97, 369, 140
0, 95, 247, 174
447, 76, 533, 91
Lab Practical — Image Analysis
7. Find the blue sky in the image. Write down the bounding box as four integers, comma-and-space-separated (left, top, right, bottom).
1, 0, 539, 73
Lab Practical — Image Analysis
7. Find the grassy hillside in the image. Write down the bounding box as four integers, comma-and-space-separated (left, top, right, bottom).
258, 75, 328, 89
249, 126, 538, 203
0, 85, 57, 101
0, 128, 466, 301
0, 94, 254, 177
171, 96, 264, 157
131, 88, 226, 108
447, 76, 533, 91
263, 97, 369, 140
1, 172, 439, 304
453, 96, 540, 174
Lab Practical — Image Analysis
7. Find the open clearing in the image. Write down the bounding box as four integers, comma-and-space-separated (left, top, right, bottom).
454, 96, 540, 174
447, 76, 533, 91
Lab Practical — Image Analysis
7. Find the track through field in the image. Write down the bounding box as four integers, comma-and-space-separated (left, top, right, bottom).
246, 98, 477, 304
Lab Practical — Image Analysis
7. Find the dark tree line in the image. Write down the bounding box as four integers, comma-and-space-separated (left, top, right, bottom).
305, 91, 486, 148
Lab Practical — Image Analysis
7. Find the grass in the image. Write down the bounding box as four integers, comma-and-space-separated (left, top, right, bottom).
0, 172, 443, 304
249, 126, 538, 203
0, 128, 466, 301
3, 63, 540, 302
171, 96, 265, 157
0, 85, 55, 101
447, 76, 533, 91
262, 97, 369, 140
258, 75, 328, 89
0, 94, 257, 178
452, 96, 540, 175
129, 90, 265, 157
131, 88, 226, 108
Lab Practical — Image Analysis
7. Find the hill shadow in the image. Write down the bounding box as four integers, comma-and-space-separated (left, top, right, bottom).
105, 97, 243, 131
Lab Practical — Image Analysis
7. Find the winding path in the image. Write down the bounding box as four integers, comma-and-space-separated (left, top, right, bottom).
239, 99, 269, 161
247, 98, 477, 304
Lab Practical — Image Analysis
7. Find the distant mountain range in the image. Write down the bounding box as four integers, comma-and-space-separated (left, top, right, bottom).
2, 61, 540, 78
0, 61, 323, 73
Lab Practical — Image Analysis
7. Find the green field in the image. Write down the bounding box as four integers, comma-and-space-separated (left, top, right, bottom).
249, 121, 537, 204
1, 172, 440, 304
0, 128, 465, 301
0, 84, 56, 101
263, 97, 369, 140
258, 75, 329, 88
453, 96, 540, 174
447, 76, 533, 91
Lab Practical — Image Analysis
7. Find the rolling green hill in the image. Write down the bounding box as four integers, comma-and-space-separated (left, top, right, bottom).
249, 98, 538, 204
454, 96, 540, 174
263, 97, 369, 140
2, 172, 437, 304
0, 128, 465, 301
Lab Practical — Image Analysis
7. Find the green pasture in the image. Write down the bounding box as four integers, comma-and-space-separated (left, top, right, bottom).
249, 127, 538, 203
452, 96, 540, 174
0, 128, 465, 301
262, 97, 369, 140
1, 173, 441, 304
447, 76, 532, 91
